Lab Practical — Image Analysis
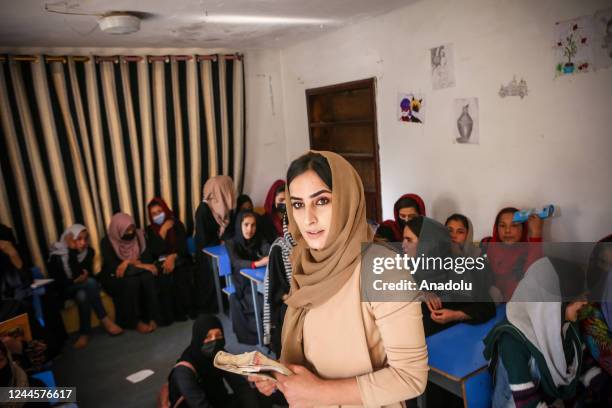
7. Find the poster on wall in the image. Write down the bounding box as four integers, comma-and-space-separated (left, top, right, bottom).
454, 98, 479, 145
554, 16, 594, 76
398, 93, 426, 124
593, 8, 612, 70
430, 43, 456, 89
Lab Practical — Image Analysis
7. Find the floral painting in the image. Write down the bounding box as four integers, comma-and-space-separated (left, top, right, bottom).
554, 16, 594, 76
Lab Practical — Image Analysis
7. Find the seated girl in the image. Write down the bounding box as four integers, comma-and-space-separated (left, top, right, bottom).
404, 216, 495, 336
377, 193, 426, 242
146, 198, 195, 325
484, 207, 545, 301
99, 213, 161, 334
48, 224, 122, 348
484, 257, 586, 408
260, 180, 286, 242
166, 315, 264, 408
579, 235, 612, 405
226, 210, 270, 345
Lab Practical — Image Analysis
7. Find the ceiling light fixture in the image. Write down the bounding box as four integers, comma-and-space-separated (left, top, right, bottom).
202, 15, 334, 25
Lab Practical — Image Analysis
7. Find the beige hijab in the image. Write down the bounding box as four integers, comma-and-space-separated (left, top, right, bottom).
281, 151, 374, 365
202, 175, 236, 238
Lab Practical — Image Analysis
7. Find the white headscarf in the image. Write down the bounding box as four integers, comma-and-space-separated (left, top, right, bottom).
507, 257, 580, 387
49, 224, 88, 279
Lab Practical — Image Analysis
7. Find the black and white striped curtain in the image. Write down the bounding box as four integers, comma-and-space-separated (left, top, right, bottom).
0, 54, 245, 272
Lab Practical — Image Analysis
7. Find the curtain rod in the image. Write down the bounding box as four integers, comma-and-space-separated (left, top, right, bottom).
0, 54, 242, 63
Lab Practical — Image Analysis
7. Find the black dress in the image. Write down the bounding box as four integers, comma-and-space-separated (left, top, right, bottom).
98, 237, 162, 329
266, 245, 290, 357
145, 220, 195, 324
193, 202, 234, 313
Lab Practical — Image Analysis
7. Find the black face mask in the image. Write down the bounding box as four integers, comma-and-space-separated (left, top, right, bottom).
201, 338, 225, 358
121, 232, 136, 241
276, 203, 286, 213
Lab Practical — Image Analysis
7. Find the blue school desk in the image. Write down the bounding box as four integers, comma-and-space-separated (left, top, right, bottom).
202, 245, 232, 315
419, 304, 506, 408
239, 267, 266, 349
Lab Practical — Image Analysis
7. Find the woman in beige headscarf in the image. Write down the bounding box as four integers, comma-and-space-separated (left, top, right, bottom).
251, 151, 428, 407
193, 175, 236, 313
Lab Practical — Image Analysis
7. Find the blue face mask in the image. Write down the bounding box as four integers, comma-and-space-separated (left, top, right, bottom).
153, 212, 166, 225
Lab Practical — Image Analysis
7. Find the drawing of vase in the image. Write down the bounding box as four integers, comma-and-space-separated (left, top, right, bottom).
456, 104, 473, 142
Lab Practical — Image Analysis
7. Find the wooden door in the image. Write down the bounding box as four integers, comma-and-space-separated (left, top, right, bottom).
306, 78, 382, 222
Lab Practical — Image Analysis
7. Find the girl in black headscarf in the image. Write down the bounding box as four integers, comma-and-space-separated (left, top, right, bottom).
167, 315, 260, 408
226, 210, 270, 344
404, 216, 495, 336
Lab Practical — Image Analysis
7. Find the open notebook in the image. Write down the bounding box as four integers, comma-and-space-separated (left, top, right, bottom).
213, 350, 292, 382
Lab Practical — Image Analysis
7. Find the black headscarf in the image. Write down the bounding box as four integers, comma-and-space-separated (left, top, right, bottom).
179, 315, 224, 372
231, 210, 263, 261
236, 194, 254, 210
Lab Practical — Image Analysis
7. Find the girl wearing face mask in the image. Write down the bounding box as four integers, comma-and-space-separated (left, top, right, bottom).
484, 257, 587, 408
48, 224, 123, 348
145, 198, 195, 325
251, 151, 428, 407
260, 180, 287, 242
377, 194, 426, 242
99, 213, 161, 334
166, 315, 262, 408
226, 210, 270, 345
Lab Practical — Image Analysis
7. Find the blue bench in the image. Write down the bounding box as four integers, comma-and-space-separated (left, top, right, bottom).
240, 267, 267, 349
202, 245, 232, 315
420, 304, 506, 408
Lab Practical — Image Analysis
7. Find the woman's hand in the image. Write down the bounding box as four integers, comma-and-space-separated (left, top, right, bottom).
254, 256, 269, 268
163, 254, 176, 274
116, 261, 130, 278
276, 364, 325, 408
430, 308, 468, 324
73, 270, 89, 284
248, 375, 277, 396
424, 292, 442, 312
527, 214, 543, 239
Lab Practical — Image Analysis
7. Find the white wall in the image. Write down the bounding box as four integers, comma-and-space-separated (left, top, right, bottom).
269, 0, 612, 242
243, 48, 288, 206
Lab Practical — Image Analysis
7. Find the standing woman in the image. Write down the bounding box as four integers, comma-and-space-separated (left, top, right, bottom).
146, 198, 195, 324
99, 213, 161, 333
48, 224, 122, 348
251, 151, 428, 407
193, 176, 236, 313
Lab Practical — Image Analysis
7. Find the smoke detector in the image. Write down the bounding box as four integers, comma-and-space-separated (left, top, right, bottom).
98, 13, 141, 34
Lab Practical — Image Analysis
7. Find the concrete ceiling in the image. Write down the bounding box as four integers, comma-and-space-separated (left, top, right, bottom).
0, 0, 413, 49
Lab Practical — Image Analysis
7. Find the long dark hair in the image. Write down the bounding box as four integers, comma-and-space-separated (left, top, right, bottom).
287, 152, 332, 190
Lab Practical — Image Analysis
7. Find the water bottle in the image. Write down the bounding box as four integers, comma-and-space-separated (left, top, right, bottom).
512, 205, 555, 223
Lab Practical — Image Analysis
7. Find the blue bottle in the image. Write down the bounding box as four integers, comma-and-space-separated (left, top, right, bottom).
512, 205, 555, 223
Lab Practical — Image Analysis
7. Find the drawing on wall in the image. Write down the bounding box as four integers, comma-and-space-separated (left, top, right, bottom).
454, 98, 479, 145
398, 93, 426, 124
554, 16, 594, 76
430, 43, 456, 89
594, 8, 612, 70
499, 76, 528, 99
